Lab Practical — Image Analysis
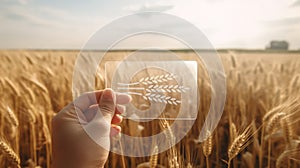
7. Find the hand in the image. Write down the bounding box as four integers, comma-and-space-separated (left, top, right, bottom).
52, 89, 131, 168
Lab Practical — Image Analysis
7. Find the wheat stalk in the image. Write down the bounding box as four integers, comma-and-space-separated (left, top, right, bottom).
6, 106, 19, 127
159, 118, 175, 145
266, 112, 285, 134
263, 105, 283, 123
202, 134, 212, 157
230, 52, 237, 68
22, 76, 48, 93
19, 81, 36, 103
227, 125, 253, 168
0, 139, 20, 168
4, 105, 20, 154
265, 112, 286, 168
149, 145, 158, 168
0, 78, 5, 92
289, 75, 299, 91
25, 54, 34, 65
39, 112, 51, 168
242, 152, 254, 168
4, 77, 21, 97
229, 122, 238, 145
276, 146, 300, 168
24, 104, 37, 164
280, 114, 294, 147
202, 132, 213, 168
159, 117, 179, 168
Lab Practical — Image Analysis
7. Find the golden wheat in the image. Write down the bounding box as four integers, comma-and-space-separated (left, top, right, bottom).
149, 146, 158, 168
0, 139, 20, 168
227, 125, 253, 168
0, 50, 300, 168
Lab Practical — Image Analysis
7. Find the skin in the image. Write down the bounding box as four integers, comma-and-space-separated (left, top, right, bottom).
52, 89, 131, 168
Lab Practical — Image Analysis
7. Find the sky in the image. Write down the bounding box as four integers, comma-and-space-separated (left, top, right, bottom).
0, 0, 300, 49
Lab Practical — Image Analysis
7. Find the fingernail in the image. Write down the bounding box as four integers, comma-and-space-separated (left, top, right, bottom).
102, 88, 116, 103
117, 93, 132, 102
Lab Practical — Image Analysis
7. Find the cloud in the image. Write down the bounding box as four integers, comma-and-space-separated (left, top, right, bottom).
123, 2, 174, 13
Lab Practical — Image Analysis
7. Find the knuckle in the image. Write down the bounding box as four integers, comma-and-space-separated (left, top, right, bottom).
99, 103, 115, 113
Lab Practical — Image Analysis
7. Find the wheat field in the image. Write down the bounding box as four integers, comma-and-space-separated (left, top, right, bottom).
0, 50, 299, 168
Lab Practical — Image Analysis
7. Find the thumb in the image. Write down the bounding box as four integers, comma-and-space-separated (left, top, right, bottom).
99, 88, 116, 121
78, 89, 116, 152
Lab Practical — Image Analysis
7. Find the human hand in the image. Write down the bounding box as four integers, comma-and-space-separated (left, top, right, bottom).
52, 89, 131, 168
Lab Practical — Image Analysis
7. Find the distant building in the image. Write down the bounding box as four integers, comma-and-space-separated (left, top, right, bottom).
266, 41, 289, 50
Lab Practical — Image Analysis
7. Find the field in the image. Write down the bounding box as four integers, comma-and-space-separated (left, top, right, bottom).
0, 50, 300, 168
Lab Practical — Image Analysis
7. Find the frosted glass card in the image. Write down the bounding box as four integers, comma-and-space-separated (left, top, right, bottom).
105, 61, 198, 122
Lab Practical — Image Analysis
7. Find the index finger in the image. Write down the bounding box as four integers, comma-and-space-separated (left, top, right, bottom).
74, 90, 132, 111
116, 93, 132, 104
73, 90, 103, 111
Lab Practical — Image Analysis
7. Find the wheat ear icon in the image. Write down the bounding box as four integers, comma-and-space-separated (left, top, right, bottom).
146, 85, 189, 93
117, 73, 189, 105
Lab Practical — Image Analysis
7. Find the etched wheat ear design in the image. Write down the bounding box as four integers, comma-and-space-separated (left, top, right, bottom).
146, 85, 189, 93
139, 74, 176, 85
117, 73, 189, 105
142, 93, 181, 105
118, 74, 176, 86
